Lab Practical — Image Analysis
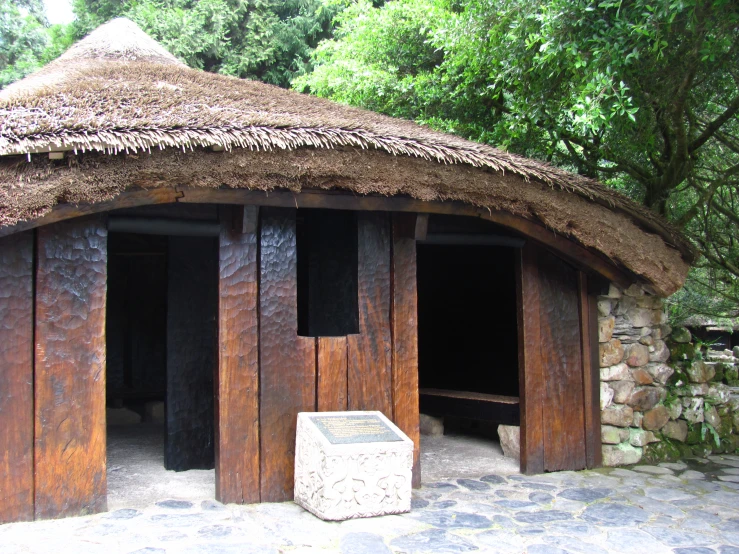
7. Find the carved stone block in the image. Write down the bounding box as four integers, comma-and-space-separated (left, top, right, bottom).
294, 411, 413, 521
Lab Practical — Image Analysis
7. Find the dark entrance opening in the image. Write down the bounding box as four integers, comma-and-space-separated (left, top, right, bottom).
417, 244, 519, 398
416, 215, 523, 476
105, 205, 219, 507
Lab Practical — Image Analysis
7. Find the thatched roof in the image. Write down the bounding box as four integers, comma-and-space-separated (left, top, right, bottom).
0, 18, 695, 296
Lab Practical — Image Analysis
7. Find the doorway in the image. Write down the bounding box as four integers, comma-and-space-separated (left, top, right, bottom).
416, 215, 523, 476
106, 216, 218, 508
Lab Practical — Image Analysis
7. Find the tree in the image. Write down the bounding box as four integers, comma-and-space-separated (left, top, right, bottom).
296, 0, 739, 316
0, 0, 49, 87
71, 0, 341, 87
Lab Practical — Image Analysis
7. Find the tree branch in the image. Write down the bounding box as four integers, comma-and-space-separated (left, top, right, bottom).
689, 94, 739, 153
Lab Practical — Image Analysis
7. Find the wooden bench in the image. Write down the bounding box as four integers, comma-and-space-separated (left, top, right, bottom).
419, 388, 520, 426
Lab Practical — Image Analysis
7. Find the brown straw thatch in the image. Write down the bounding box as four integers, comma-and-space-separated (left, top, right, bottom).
0, 18, 695, 296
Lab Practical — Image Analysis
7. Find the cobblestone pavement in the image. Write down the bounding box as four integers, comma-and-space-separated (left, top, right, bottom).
2, 455, 739, 554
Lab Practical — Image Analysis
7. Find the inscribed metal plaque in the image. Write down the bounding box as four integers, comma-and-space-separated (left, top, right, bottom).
311, 414, 403, 445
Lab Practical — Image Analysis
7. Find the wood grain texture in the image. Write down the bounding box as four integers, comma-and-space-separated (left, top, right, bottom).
166, 236, 218, 471
317, 336, 348, 412
0, 232, 34, 523
517, 245, 544, 474
582, 273, 603, 468
348, 212, 393, 417
259, 208, 316, 502
34, 218, 107, 519
217, 206, 260, 504
391, 213, 421, 488
177, 188, 636, 290
537, 248, 586, 472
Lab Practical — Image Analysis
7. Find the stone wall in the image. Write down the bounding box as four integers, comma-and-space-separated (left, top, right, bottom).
597, 283, 739, 465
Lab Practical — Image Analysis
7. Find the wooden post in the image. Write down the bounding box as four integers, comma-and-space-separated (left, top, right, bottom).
348, 213, 393, 416
0, 232, 34, 523
517, 244, 545, 474
259, 208, 316, 502
34, 218, 107, 519
165, 236, 218, 471
518, 243, 587, 474
581, 272, 603, 468
216, 206, 260, 504
391, 214, 421, 488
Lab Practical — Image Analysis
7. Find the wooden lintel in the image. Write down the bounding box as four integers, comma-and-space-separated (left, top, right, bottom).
0, 186, 637, 289
0, 188, 183, 239
176, 188, 635, 288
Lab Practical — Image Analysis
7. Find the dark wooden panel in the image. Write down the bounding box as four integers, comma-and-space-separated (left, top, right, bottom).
35, 218, 107, 519
391, 213, 421, 487
166, 236, 217, 471
348, 212, 392, 416
536, 247, 586, 472
217, 206, 260, 504
259, 208, 316, 502
517, 245, 544, 474
317, 337, 348, 412
582, 273, 603, 468
0, 232, 34, 523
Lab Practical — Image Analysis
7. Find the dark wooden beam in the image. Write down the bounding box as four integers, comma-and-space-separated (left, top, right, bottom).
176, 189, 635, 288
581, 272, 603, 468
391, 213, 421, 488
0, 187, 637, 290
259, 208, 316, 502
217, 205, 260, 504
0, 188, 182, 239
0, 232, 34, 523
34, 217, 107, 519
165, 236, 218, 472
517, 245, 544, 475
348, 213, 393, 417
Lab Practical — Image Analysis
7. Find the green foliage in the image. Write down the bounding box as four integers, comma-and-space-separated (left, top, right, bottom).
71, 0, 340, 87
700, 421, 721, 447
297, 0, 739, 314
0, 0, 49, 87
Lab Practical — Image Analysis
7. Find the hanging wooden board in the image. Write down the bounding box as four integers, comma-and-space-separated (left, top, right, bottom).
317, 336, 348, 412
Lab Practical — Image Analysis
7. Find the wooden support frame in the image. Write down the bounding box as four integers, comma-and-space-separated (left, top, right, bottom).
259, 208, 316, 502
0, 188, 638, 291
517, 242, 599, 474
0, 232, 34, 523
217, 205, 261, 504
34, 217, 108, 519
391, 213, 421, 487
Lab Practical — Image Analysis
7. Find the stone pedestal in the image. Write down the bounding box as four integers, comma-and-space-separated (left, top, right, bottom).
294, 411, 413, 521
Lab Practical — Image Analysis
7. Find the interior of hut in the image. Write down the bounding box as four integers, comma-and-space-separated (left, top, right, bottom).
416, 215, 523, 478
105, 204, 219, 508
102, 204, 523, 505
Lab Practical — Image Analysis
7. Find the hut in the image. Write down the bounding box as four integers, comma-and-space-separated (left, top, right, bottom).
0, 19, 695, 522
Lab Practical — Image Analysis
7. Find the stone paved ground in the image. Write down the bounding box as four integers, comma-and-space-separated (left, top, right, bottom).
2, 455, 739, 554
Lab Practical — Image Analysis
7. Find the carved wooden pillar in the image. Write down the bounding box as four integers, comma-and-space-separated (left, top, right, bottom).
0, 232, 34, 523
34, 218, 108, 519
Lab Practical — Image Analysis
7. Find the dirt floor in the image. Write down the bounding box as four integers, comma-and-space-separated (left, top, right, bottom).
106, 424, 215, 510
106, 423, 518, 509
